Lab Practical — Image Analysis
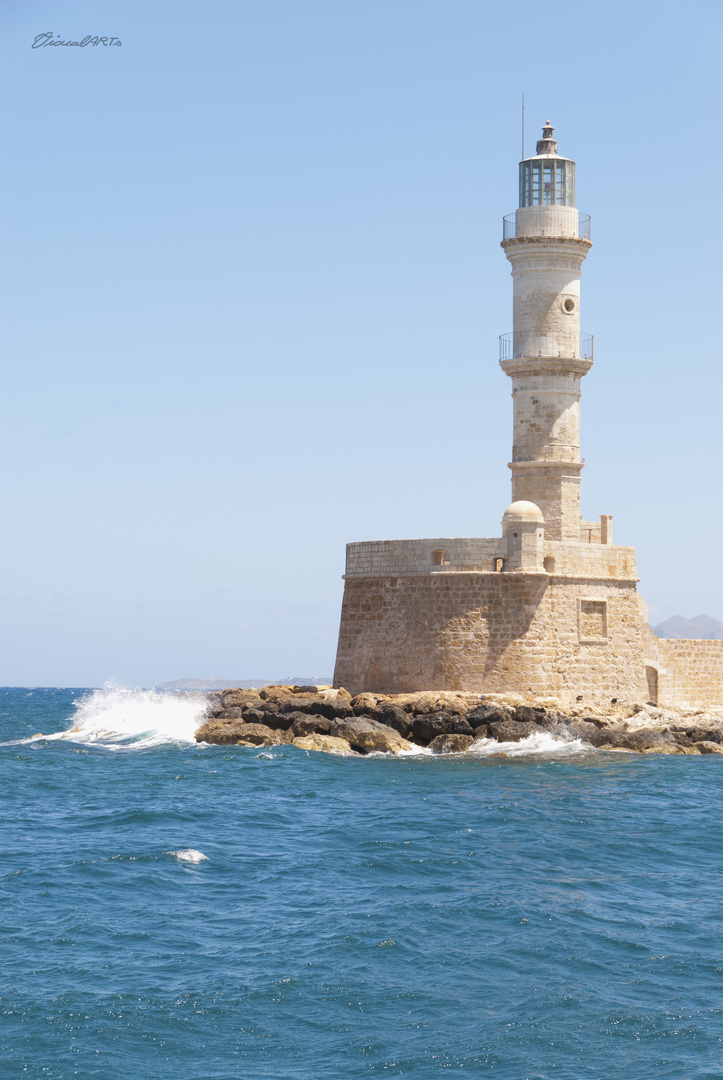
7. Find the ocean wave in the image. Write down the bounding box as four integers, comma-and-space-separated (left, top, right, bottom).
168, 849, 209, 863
19, 685, 209, 751
468, 731, 587, 757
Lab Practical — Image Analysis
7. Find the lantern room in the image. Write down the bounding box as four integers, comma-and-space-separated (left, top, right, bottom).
519, 122, 576, 208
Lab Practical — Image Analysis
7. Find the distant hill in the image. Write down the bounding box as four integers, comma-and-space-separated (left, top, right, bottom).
155, 676, 333, 691
653, 615, 723, 640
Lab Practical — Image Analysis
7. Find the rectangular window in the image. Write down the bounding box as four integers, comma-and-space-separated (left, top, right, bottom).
532, 163, 541, 204
543, 163, 553, 204
579, 599, 608, 641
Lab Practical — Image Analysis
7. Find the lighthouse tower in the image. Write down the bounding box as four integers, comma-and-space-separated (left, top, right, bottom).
499, 123, 593, 542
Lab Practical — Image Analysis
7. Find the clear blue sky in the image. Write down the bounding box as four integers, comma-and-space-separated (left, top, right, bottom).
0, 0, 720, 686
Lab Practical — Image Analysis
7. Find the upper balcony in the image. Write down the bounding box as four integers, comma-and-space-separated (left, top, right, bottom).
503, 209, 591, 242
499, 331, 594, 362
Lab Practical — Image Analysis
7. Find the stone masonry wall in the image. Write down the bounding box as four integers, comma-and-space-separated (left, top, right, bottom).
345, 538, 638, 581
643, 629, 723, 708
333, 571, 648, 705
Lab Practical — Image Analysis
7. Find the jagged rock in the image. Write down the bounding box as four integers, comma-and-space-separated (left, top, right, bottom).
221, 689, 262, 710
350, 692, 386, 717
695, 741, 723, 754
390, 692, 444, 716
234, 723, 292, 746
279, 695, 354, 720
488, 719, 546, 743
291, 716, 332, 737
257, 710, 299, 732
411, 713, 474, 743
683, 726, 723, 744
428, 734, 475, 754
378, 703, 413, 737
562, 719, 612, 747
196, 719, 291, 746
213, 706, 246, 720
466, 703, 514, 728
600, 728, 672, 752
292, 733, 357, 755
514, 704, 552, 725
329, 717, 411, 754
259, 685, 295, 703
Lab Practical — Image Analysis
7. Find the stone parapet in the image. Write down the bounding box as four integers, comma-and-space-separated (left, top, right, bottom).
344, 538, 506, 577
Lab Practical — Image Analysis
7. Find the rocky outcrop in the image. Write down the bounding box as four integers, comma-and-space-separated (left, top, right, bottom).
195, 685, 723, 757
292, 733, 357, 755
428, 733, 475, 754
329, 717, 411, 754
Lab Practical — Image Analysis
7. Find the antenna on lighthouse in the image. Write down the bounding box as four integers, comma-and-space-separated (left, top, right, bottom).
521, 93, 525, 160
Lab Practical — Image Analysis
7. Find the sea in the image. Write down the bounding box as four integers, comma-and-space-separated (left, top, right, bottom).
1, 686, 721, 1079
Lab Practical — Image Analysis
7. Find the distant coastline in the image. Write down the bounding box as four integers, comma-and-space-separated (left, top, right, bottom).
156, 676, 333, 692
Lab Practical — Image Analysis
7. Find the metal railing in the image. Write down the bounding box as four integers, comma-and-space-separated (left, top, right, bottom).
499, 331, 594, 362
502, 212, 591, 241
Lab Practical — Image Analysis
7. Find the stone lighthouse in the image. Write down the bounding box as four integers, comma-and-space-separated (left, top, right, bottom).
500, 121, 593, 543
332, 123, 723, 708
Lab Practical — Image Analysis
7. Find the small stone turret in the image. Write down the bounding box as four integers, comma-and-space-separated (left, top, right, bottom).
502, 500, 545, 571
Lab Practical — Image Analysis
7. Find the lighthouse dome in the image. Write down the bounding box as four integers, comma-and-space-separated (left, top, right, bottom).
502, 501, 544, 524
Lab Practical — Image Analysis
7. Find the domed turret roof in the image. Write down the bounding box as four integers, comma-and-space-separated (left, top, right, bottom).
502, 500, 544, 524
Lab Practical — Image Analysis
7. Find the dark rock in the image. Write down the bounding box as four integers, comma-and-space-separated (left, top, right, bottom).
411, 713, 474, 744
258, 710, 300, 732
279, 695, 354, 720
580, 714, 610, 729
487, 720, 546, 743
514, 705, 550, 725
240, 708, 272, 726
428, 734, 474, 754
562, 719, 612, 747
465, 703, 513, 728
683, 726, 722, 744
213, 706, 246, 720
291, 716, 332, 737
602, 728, 672, 752
378, 704, 412, 737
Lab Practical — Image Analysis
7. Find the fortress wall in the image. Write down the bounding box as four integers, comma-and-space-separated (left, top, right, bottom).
333, 571, 648, 704
545, 542, 637, 580
644, 633, 723, 708
345, 538, 506, 577
345, 539, 637, 581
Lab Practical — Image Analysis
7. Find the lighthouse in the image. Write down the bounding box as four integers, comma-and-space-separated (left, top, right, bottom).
500, 122, 593, 542
332, 121, 718, 710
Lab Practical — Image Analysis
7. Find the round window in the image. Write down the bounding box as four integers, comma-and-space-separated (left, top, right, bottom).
563, 298, 575, 313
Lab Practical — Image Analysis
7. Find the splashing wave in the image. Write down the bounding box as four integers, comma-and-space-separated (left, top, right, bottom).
30, 685, 208, 750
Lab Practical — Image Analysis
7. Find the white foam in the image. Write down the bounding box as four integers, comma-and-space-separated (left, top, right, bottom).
32, 685, 209, 750
169, 849, 208, 863
468, 732, 586, 757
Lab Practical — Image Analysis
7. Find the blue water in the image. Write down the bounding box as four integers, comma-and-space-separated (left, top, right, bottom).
1, 687, 722, 1079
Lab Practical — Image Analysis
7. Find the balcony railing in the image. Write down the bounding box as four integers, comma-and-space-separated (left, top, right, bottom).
499, 331, 594, 362
502, 212, 591, 241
